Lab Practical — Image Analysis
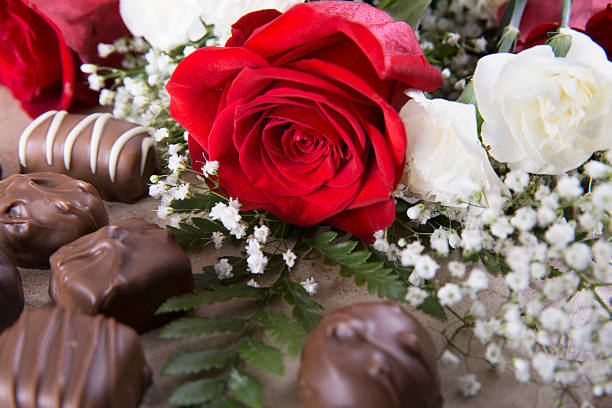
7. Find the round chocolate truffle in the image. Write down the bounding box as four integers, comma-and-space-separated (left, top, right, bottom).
0, 251, 23, 332
299, 301, 443, 408
0, 173, 108, 269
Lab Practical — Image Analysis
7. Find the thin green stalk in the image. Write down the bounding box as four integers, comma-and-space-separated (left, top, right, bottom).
560, 0, 573, 28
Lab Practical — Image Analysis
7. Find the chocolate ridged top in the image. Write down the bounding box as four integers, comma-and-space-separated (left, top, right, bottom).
50, 218, 194, 333
299, 302, 443, 408
18, 110, 155, 203
0, 308, 151, 408
0, 173, 109, 269
0, 251, 23, 333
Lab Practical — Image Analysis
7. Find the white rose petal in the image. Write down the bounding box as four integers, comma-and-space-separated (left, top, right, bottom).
400, 90, 506, 207
474, 29, 612, 174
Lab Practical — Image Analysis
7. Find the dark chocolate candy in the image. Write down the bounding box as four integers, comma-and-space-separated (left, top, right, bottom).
0, 173, 109, 269
0, 307, 151, 408
0, 251, 23, 333
49, 218, 193, 333
299, 301, 443, 408
18, 110, 155, 203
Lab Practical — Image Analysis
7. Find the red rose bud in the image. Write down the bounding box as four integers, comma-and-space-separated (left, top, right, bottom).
586, 4, 612, 59
0, 0, 128, 117
167, 1, 442, 240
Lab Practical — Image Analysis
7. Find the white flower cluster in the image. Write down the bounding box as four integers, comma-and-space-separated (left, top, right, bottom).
378, 155, 612, 400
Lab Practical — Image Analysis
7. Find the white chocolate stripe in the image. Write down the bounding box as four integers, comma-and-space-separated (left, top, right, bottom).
63, 113, 103, 170
140, 137, 155, 177
18, 110, 57, 168
108, 126, 149, 183
45, 110, 68, 165
90, 113, 112, 174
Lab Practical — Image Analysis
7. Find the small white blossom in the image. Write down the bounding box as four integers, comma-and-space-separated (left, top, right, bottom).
457, 374, 481, 397
405, 287, 428, 307
167, 214, 181, 228
214, 258, 233, 280
584, 160, 610, 179
88, 74, 105, 91
441, 67, 452, 79
592, 240, 611, 267
511, 207, 537, 231
564, 242, 591, 270
545, 222, 575, 248
407, 204, 424, 220
99, 89, 116, 106
80, 63, 97, 74
555, 176, 583, 199
491, 216, 513, 239
183, 45, 197, 56
540, 307, 571, 333
156, 205, 171, 219
283, 249, 297, 268
154, 128, 169, 142
464, 268, 488, 295
537, 206, 557, 227
532, 353, 557, 382
415, 255, 439, 280
202, 160, 219, 176
168, 144, 182, 156
173, 183, 190, 200
212, 231, 224, 249
485, 342, 503, 365
504, 170, 530, 192
430, 228, 449, 256
301, 277, 318, 296
474, 37, 487, 52
530, 262, 547, 280
373, 230, 390, 253
149, 181, 166, 198
592, 183, 612, 212
246, 278, 260, 288
440, 350, 461, 369
97, 43, 115, 58
513, 358, 531, 382
399, 241, 424, 267
461, 229, 482, 252
448, 261, 466, 278
253, 225, 270, 244
167, 154, 186, 173
438, 283, 462, 306
474, 318, 500, 344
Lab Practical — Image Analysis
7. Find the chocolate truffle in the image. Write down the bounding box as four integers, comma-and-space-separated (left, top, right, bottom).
0, 251, 23, 333
0, 307, 151, 408
0, 173, 109, 269
299, 302, 443, 408
18, 110, 155, 202
50, 218, 194, 333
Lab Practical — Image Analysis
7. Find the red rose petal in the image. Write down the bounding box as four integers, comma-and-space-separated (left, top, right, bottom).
326, 198, 396, 242
226, 8, 282, 47
167, 47, 268, 152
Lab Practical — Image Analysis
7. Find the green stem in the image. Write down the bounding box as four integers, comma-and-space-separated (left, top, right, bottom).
560, 0, 572, 28
509, 0, 528, 29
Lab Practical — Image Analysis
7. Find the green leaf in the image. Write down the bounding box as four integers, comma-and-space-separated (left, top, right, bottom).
254, 308, 307, 358
283, 280, 323, 331
168, 378, 223, 406
417, 296, 448, 321
171, 194, 225, 211
162, 349, 236, 375
379, 0, 432, 29
228, 369, 262, 408
311, 231, 338, 246
218, 398, 243, 408
341, 250, 371, 265
157, 284, 266, 314
192, 217, 223, 233
159, 316, 248, 339
236, 337, 284, 376
479, 251, 511, 275
322, 241, 358, 258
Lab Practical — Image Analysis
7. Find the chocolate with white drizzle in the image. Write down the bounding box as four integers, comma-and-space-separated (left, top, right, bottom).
0, 307, 151, 408
18, 110, 155, 202
0, 173, 109, 269
299, 302, 443, 408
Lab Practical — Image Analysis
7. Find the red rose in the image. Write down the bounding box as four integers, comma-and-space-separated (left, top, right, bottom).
511, 0, 611, 57
167, 1, 442, 240
0, 0, 128, 117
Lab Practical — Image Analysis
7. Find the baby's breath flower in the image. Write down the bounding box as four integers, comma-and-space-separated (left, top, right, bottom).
87, 74, 105, 91
300, 277, 317, 296
97, 43, 115, 58
448, 261, 466, 278
253, 225, 270, 244
214, 258, 234, 280
283, 249, 297, 269
440, 350, 461, 369
504, 170, 530, 192
212, 231, 224, 249
246, 279, 260, 288
438, 283, 462, 306
457, 374, 481, 397
405, 287, 428, 307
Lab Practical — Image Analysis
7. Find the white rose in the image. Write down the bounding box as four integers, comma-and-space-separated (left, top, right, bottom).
200, 0, 303, 45
400, 90, 506, 207
120, 0, 303, 51
120, 0, 207, 51
474, 28, 612, 174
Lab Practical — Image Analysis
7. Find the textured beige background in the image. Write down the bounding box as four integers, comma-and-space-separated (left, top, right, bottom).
0, 86, 599, 408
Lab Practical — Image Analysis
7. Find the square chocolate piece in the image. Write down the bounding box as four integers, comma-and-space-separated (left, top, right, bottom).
49, 218, 194, 333
0, 308, 151, 408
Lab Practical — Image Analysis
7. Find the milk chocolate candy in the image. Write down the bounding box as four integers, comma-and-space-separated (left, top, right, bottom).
0, 307, 151, 408
18, 110, 155, 202
299, 302, 443, 408
50, 218, 193, 333
0, 251, 23, 333
0, 173, 109, 269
